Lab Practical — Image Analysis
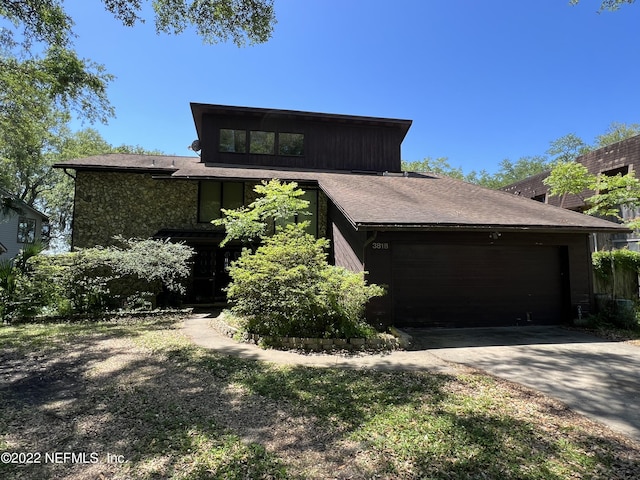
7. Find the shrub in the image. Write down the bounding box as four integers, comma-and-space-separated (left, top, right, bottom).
0, 238, 194, 321
227, 224, 384, 338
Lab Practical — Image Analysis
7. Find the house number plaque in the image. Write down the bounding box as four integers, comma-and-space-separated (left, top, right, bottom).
371, 242, 389, 250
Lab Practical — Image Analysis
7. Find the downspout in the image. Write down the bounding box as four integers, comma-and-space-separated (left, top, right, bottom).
63, 168, 77, 250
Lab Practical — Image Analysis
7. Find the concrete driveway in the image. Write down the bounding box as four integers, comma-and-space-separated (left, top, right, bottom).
405, 326, 640, 442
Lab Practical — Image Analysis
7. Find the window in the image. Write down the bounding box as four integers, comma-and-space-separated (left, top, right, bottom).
275, 189, 319, 237
278, 133, 304, 156
219, 129, 246, 153
199, 181, 244, 223
41, 222, 51, 244
17, 216, 36, 244
250, 131, 275, 154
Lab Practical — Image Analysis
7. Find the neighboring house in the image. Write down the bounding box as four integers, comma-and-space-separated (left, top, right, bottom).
54, 103, 627, 328
502, 134, 640, 251
0, 187, 50, 260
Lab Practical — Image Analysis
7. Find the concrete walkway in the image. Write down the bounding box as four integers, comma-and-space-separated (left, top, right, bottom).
183, 313, 640, 442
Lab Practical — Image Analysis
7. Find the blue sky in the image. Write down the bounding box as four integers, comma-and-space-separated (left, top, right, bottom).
64, 0, 640, 174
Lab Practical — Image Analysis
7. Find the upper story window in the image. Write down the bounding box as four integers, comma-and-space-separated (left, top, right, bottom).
17, 216, 36, 244
250, 131, 275, 155
279, 133, 304, 156
199, 181, 244, 223
218, 129, 304, 157
219, 129, 247, 153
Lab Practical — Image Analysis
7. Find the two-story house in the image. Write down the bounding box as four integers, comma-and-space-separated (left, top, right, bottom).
54, 103, 627, 328
0, 187, 50, 260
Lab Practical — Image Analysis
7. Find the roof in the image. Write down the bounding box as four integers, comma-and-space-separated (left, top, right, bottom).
190, 103, 413, 143
54, 154, 627, 233
0, 186, 49, 221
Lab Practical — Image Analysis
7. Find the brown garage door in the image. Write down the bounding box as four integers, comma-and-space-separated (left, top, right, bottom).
392, 244, 569, 327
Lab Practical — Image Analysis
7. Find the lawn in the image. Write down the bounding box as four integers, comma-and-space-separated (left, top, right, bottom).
1, 314, 639, 479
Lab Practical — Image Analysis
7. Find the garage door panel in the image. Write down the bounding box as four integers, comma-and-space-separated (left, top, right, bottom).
392, 244, 566, 327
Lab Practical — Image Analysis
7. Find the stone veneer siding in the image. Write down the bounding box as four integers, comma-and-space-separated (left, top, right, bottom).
73, 171, 208, 248
73, 172, 330, 248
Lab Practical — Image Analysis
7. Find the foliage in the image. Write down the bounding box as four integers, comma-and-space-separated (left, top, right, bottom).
594, 121, 640, 147
227, 224, 384, 339
592, 248, 640, 280
401, 157, 465, 179
569, 0, 636, 12
214, 179, 310, 246
542, 160, 592, 203
546, 132, 590, 163
0, 238, 194, 321
402, 156, 550, 189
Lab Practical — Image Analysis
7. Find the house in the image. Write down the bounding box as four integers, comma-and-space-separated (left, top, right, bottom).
54, 103, 627, 328
0, 187, 50, 260
502, 134, 640, 250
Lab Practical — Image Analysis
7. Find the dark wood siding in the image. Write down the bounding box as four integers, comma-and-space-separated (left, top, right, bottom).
200, 113, 403, 172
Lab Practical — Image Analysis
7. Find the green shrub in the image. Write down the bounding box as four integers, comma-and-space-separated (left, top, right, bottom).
227, 224, 384, 338
0, 238, 194, 321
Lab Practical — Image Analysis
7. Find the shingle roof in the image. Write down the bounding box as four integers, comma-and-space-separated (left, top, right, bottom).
54, 154, 627, 233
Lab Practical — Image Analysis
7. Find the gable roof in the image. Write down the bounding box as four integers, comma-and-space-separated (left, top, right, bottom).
0, 186, 49, 221
54, 154, 627, 233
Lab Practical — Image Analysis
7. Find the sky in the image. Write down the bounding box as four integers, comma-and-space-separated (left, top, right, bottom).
61, 0, 640, 174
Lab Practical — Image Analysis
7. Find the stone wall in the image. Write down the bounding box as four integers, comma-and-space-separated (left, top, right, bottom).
73, 171, 208, 248
73, 172, 331, 248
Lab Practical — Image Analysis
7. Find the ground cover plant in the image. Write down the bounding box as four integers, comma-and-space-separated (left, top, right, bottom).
1, 314, 640, 479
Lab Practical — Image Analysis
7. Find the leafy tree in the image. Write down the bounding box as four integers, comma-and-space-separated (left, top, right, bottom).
214, 179, 309, 246
547, 133, 590, 163
227, 224, 383, 339
401, 157, 465, 179
569, 0, 635, 12
543, 161, 592, 207
217, 179, 385, 338
594, 122, 640, 148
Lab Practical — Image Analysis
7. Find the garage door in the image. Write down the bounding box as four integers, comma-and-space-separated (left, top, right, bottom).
392, 244, 568, 327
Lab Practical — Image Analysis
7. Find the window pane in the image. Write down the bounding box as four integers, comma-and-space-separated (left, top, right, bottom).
199, 182, 244, 223
219, 129, 246, 153
302, 190, 318, 237
279, 133, 304, 156
17, 217, 36, 243
250, 131, 275, 154
223, 182, 244, 211
199, 182, 222, 222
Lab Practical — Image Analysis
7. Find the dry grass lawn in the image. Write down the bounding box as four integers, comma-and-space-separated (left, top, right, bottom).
1, 314, 640, 479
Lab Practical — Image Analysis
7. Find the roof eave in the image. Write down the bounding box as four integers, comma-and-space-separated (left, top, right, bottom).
353, 223, 630, 234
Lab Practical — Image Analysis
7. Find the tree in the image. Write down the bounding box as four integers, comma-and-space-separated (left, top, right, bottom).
401, 157, 465, 179
547, 133, 590, 163
542, 161, 592, 207
570, 0, 635, 11
217, 180, 384, 338
1, 0, 276, 51
595, 122, 640, 148
544, 161, 640, 230
214, 179, 309, 246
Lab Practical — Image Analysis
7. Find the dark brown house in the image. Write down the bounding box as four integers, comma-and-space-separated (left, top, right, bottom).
55, 103, 627, 328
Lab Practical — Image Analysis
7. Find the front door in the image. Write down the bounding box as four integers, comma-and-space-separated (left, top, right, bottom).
189, 244, 243, 304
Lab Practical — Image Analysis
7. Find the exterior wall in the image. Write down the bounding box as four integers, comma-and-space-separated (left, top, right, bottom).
0, 210, 47, 260
73, 171, 206, 248
200, 113, 404, 172
73, 171, 330, 248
